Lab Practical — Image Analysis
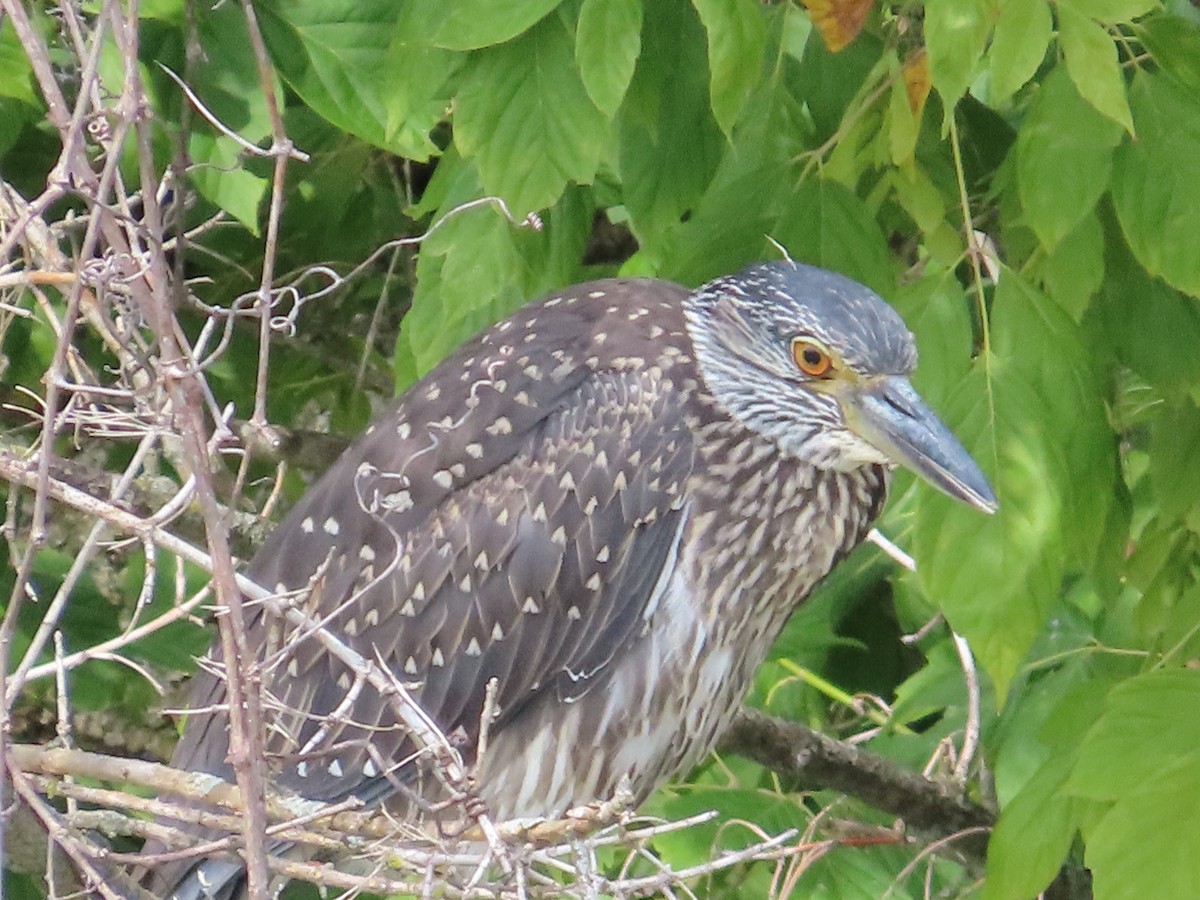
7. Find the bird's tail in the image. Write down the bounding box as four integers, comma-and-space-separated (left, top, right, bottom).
155, 857, 248, 900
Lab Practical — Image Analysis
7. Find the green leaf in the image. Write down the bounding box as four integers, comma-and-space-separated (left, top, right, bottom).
397, 154, 521, 382
924, 0, 994, 108
771, 178, 893, 293
1016, 67, 1122, 250
258, 0, 420, 154
1111, 72, 1200, 297
889, 271, 974, 411
1069, 670, 1200, 799
691, 0, 768, 137
1041, 212, 1104, 320
889, 640, 970, 727
990, 666, 1106, 807
397, 152, 593, 384
194, 6, 276, 137
1093, 227, 1200, 393
912, 274, 1111, 699
1149, 403, 1200, 524
0, 16, 37, 105
187, 134, 268, 235
618, 0, 724, 249
383, 39, 460, 161
984, 754, 1078, 900
1132, 550, 1200, 653
654, 147, 784, 284
1137, 13, 1200, 91
575, 0, 643, 118
181, 5, 275, 233
987, 0, 1053, 102
1057, 0, 1135, 133
886, 55, 919, 165
657, 67, 807, 284
455, 15, 608, 215
0, 98, 35, 157
993, 275, 1115, 573
1086, 754, 1200, 900
891, 166, 949, 236
794, 22, 885, 138
1072, 674, 1200, 898
140, 0, 185, 19
1079, 0, 1160, 22
397, 0, 562, 51
913, 359, 1062, 702
821, 76, 888, 185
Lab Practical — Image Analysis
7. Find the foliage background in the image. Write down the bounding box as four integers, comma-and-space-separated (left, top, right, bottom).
3, 0, 1200, 897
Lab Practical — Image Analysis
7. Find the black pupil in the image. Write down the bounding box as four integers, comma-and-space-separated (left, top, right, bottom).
803, 347, 823, 367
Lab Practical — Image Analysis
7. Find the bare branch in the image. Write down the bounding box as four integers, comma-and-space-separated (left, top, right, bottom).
719, 708, 994, 865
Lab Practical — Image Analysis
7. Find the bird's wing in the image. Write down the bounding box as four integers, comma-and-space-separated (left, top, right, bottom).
167, 279, 699, 809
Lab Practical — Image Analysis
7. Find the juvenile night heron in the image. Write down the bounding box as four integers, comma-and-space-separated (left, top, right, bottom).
151, 261, 995, 898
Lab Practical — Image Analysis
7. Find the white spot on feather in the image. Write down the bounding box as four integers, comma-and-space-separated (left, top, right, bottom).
383, 490, 412, 511
486, 416, 513, 436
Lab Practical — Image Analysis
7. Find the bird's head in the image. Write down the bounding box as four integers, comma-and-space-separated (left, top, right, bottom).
684, 261, 997, 513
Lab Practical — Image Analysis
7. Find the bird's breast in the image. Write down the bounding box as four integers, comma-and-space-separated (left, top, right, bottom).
475, 455, 885, 820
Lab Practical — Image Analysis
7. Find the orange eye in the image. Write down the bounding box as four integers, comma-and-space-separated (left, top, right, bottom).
792, 339, 833, 378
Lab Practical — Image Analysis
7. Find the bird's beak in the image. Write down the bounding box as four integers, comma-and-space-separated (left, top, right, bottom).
843, 376, 998, 514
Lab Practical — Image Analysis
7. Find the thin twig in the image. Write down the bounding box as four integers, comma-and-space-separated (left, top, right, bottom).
950, 632, 981, 784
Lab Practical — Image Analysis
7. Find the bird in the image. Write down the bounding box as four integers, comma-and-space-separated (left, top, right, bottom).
146, 260, 996, 898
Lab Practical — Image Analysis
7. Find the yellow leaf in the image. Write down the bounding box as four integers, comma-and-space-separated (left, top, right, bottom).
903, 49, 931, 116
803, 0, 875, 53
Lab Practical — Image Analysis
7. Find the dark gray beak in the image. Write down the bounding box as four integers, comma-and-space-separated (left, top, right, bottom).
844, 376, 998, 514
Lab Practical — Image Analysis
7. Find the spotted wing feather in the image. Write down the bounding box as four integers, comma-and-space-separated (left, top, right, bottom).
166, 279, 698, 815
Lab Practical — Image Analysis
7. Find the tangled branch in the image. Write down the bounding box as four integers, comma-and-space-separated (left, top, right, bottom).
7, 742, 829, 899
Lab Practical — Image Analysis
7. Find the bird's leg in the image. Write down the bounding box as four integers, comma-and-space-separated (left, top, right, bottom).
429, 757, 489, 840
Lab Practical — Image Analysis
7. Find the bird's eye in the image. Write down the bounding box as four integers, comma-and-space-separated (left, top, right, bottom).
791, 338, 833, 378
